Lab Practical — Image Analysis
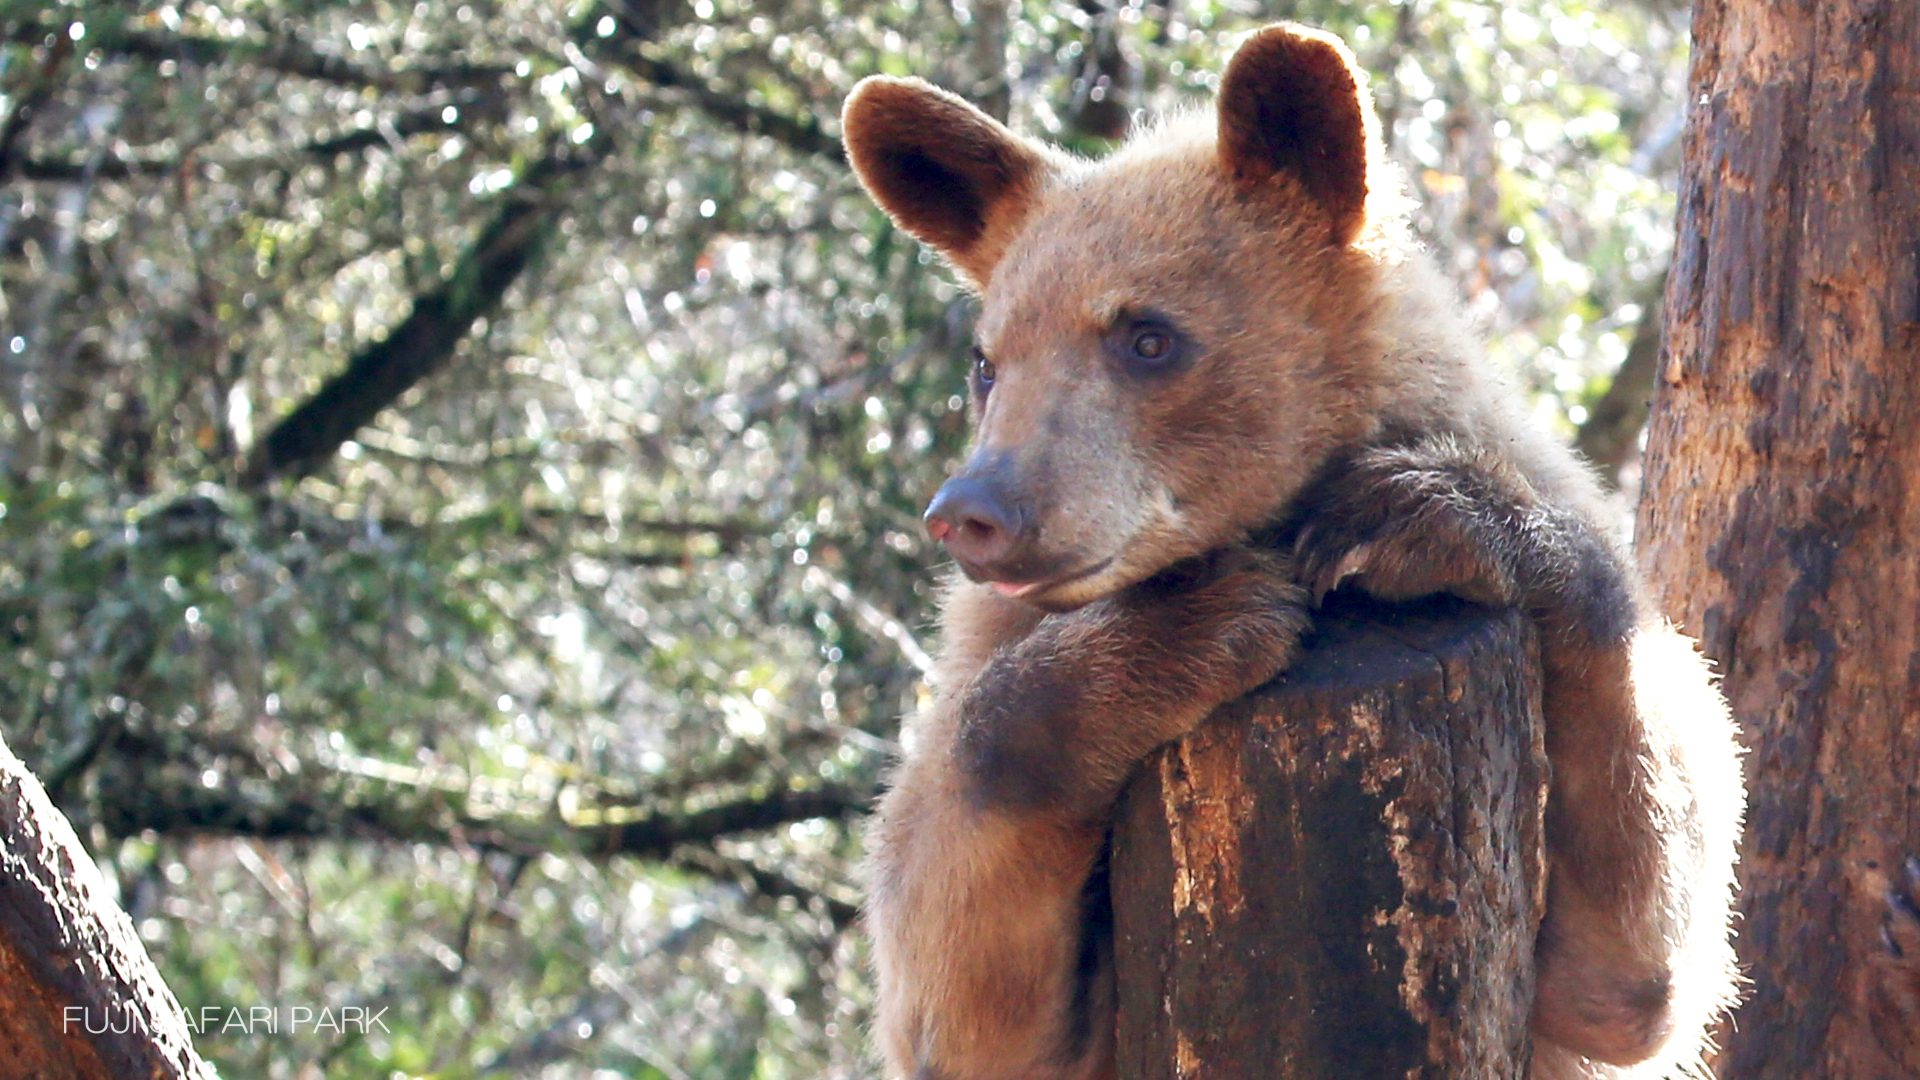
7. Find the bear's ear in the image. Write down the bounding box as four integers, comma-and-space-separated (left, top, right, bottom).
1216, 24, 1375, 245
842, 77, 1051, 287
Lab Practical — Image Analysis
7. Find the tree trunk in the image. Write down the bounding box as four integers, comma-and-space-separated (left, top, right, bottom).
1111, 595, 1547, 1079
0, 732, 213, 1080
1636, 2, 1920, 1076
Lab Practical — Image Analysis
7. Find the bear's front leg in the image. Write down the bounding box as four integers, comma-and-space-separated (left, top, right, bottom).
868, 549, 1308, 1080
1289, 436, 1742, 1074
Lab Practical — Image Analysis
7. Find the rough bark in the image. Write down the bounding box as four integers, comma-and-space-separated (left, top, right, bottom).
0, 732, 214, 1080
1112, 595, 1547, 1080
1635, 2, 1920, 1077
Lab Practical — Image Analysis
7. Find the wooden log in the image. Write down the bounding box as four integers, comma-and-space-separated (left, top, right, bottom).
1112, 594, 1546, 1080
0, 731, 214, 1080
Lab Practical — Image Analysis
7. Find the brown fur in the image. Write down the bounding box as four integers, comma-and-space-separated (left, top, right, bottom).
844, 24, 1743, 1080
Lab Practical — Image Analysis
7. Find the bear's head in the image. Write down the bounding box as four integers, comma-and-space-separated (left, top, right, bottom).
844, 24, 1395, 610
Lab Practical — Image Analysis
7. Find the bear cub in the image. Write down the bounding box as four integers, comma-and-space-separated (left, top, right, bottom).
842, 23, 1743, 1080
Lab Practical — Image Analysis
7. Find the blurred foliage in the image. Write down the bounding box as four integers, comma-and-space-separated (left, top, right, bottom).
0, 0, 1684, 1076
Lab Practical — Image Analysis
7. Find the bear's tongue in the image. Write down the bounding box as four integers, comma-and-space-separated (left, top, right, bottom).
992, 581, 1042, 598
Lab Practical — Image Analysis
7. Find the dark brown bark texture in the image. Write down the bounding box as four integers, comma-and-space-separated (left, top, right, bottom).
0, 733, 213, 1080
1636, 2, 1920, 1077
1112, 596, 1546, 1080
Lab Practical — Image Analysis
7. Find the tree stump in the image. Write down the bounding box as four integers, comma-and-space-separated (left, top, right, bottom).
0, 732, 213, 1080
1112, 594, 1547, 1080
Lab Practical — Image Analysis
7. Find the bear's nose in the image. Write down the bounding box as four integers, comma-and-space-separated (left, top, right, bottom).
925, 477, 1022, 569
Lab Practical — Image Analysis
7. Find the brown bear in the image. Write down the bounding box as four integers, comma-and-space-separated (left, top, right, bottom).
841, 23, 1743, 1080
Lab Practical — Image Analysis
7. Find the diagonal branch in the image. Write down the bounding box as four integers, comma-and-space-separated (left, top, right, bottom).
611, 52, 842, 160
244, 141, 603, 483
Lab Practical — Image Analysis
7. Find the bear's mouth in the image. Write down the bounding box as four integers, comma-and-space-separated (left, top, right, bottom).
978, 555, 1115, 605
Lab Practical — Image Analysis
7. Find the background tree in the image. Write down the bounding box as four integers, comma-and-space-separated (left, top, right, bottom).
1636, 1, 1920, 1076
1, 0, 1690, 1075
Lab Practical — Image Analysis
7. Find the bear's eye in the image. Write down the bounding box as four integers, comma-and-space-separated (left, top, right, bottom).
1113, 317, 1185, 374
1132, 329, 1172, 362
1101, 312, 1190, 377
971, 347, 996, 392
